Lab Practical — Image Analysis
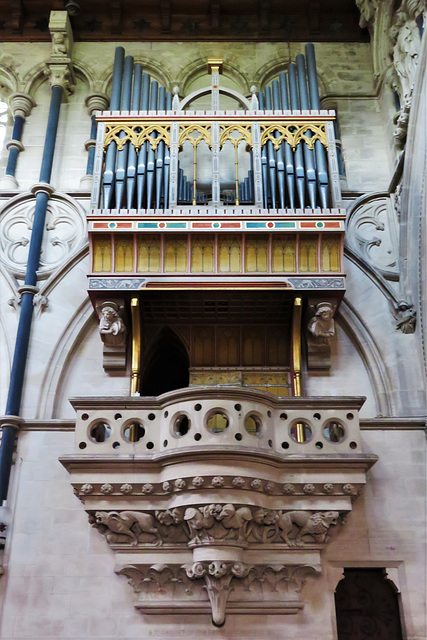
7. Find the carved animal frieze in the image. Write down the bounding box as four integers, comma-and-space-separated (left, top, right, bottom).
90, 506, 341, 548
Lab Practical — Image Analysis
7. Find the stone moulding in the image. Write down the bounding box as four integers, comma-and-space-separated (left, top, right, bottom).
60, 388, 377, 626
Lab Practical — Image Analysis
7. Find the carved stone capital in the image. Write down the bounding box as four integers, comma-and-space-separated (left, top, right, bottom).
30, 182, 56, 198
45, 63, 75, 96
0, 415, 25, 430
5, 139, 24, 153
9, 92, 36, 119
85, 94, 109, 115
96, 299, 127, 370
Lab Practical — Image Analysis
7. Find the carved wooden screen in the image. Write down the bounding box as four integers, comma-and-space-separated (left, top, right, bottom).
335, 568, 403, 640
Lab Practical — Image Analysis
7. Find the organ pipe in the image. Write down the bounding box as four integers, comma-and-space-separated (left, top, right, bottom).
115, 55, 134, 208
103, 46, 124, 208
126, 63, 142, 208
288, 63, 306, 208
296, 54, 317, 209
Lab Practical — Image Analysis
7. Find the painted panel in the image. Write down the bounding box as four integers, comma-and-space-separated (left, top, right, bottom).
245, 234, 268, 272
114, 234, 134, 272
92, 234, 112, 272
272, 234, 296, 272
321, 233, 341, 272
299, 234, 318, 272
218, 234, 242, 272
137, 235, 161, 273
164, 235, 188, 272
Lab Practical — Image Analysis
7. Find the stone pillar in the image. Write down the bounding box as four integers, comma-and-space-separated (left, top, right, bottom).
80, 93, 109, 190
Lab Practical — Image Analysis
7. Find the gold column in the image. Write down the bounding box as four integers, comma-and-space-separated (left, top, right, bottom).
130, 297, 141, 396
292, 296, 304, 442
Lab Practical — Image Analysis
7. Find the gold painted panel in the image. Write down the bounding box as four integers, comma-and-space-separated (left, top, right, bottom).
114, 234, 134, 272
299, 234, 318, 272
243, 371, 291, 397
191, 235, 215, 273
266, 326, 289, 365
190, 370, 242, 386
137, 235, 161, 273
92, 234, 112, 272
272, 234, 296, 272
218, 234, 242, 273
164, 235, 188, 272
245, 234, 268, 272
321, 234, 341, 272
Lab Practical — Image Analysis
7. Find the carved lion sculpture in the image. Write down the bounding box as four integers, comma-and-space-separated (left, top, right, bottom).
217, 504, 253, 540
184, 504, 222, 543
277, 510, 339, 545
95, 511, 162, 546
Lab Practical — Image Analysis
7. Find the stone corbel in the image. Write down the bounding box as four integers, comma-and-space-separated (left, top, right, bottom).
46, 11, 75, 98
96, 299, 127, 371
306, 300, 337, 370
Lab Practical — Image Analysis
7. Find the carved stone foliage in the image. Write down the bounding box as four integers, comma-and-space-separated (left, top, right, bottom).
90, 505, 340, 548
0, 192, 86, 278
346, 195, 399, 281
118, 562, 316, 626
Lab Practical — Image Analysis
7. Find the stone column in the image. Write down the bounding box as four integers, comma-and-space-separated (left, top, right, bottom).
80, 93, 109, 190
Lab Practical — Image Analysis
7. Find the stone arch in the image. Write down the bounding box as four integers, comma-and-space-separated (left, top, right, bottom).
180, 86, 250, 110
0, 63, 19, 95
99, 57, 172, 98
254, 58, 328, 98
178, 58, 250, 97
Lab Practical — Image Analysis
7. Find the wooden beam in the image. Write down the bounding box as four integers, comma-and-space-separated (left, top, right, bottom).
210, 0, 220, 32
111, 0, 122, 34
160, 0, 171, 34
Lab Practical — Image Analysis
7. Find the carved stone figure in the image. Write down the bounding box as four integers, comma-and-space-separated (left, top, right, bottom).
52, 31, 68, 56
184, 504, 221, 542
355, 0, 378, 29
277, 510, 339, 545
99, 302, 126, 346
216, 504, 253, 540
94, 511, 162, 546
395, 301, 416, 333
390, 9, 422, 99
307, 302, 335, 344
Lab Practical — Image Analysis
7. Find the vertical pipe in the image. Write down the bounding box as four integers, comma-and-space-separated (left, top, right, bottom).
126, 63, 142, 208
5, 116, 24, 179
258, 91, 269, 208
0, 83, 63, 503
115, 55, 134, 208
85, 115, 98, 177
130, 297, 141, 396
292, 296, 303, 399
102, 46, 125, 208
288, 63, 305, 208
279, 72, 296, 208
272, 80, 286, 208
234, 144, 239, 205
296, 54, 317, 208
155, 86, 166, 209
146, 80, 158, 208
163, 91, 172, 208
192, 143, 197, 205
305, 43, 329, 208
265, 86, 277, 208
136, 73, 150, 208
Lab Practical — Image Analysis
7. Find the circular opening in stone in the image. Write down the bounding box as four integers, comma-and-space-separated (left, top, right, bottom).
315, 441, 323, 449
164, 411, 169, 418
112, 441, 120, 449
281, 441, 289, 449
206, 411, 229, 434
346, 412, 354, 420
349, 441, 358, 449
235, 433, 243, 441
289, 421, 312, 443
194, 433, 202, 441
79, 442, 87, 450
163, 439, 168, 447
323, 420, 345, 443
148, 413, 156, 421
123, 422, 145, 443
89, 421, 111, 443
81, 413, 89, 421
313, 413, 321, 420
146, 441, 154, 449
234, 404, 242, 411
268, 439, 273, 448
280, 413, 287, 421
114, 413, 122, 420
174, 415, 190, 436
244, 414, 262, 436
194, 403, 202, 411
267, 410, 272, 418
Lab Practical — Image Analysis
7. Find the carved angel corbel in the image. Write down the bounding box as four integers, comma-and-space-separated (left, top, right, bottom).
96, 299, 127, 371
306, 301, 336, 370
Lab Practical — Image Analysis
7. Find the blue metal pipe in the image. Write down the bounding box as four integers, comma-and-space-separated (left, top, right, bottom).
265, 86, 277, 208
146, 80, 158, 208
258, 91, 269, 208
296, 54, 317, 208
85, 115, 97, 177
0, 83, 63, 502
279, 72, 295, 208
155, 86, 166, 208
163, 91, 172, 208
103, 47, 124, 208
305, 43, 329, 207
115, 55, 134, 208
5, 116, 24, 177
272, 80, 286, 209
136, 73, 150, 208
288, 63, 305, 208
126, 63, 142, 208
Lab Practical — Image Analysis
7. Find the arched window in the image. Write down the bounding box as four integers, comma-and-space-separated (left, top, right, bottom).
143, 328, 189, 396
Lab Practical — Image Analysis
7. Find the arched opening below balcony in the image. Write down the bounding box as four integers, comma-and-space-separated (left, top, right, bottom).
143, 328, 189, 396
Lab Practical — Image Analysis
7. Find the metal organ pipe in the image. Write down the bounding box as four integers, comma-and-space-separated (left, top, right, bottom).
305, 43, 329, 208
115, 55, 134, 208
288, 63, 306, 208
258, 91, 269, 208
103, 47, 124, 208
137, 73, 150, 209
265, 86, 277, 208
126, 63, 142, 208
279, 72, 296, 208
272, 80, 286, 208
163, 91, 172, 208
146, 80, 158, 208
296, 54, 317, 209
155, 86, 166, 209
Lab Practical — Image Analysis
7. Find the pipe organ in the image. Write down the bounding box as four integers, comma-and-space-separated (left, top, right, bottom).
88, 44, 346, 396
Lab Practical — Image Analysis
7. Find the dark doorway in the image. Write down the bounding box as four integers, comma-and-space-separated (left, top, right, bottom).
335, 568, 403, 640
143, 328, 189, 396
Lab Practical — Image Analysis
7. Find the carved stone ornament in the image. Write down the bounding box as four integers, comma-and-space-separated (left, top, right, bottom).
96, 300, 127, 371
60, 389, 378, 626
394, 300, 416, 333
306, 300, 336, 371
